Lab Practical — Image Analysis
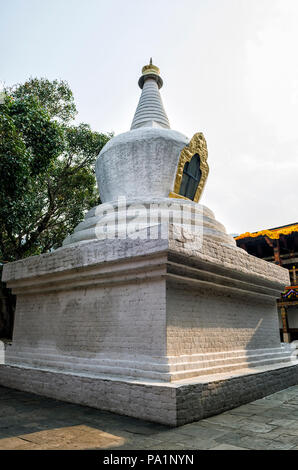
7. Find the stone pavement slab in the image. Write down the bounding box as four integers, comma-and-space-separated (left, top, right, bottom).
0, 385, 297, 450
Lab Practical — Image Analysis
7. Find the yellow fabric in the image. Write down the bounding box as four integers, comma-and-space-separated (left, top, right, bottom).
235, 224, 298, 241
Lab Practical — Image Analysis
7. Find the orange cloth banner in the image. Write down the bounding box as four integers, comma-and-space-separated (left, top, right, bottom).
235, 224, 298, 241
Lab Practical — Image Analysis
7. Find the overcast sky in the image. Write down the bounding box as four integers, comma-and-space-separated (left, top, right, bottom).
1, 0, 297, 234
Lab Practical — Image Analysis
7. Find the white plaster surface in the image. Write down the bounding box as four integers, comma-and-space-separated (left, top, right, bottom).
62, 199, 236, 248
131, 78, 170, 130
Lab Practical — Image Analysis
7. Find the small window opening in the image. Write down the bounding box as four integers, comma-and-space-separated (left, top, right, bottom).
179, 153, 201, 201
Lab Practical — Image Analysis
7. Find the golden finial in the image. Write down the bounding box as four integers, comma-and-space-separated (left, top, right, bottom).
138, 58, 163, 89
142, 58, 160, 76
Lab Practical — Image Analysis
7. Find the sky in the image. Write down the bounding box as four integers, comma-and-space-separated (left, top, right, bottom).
1, 0, 297, 234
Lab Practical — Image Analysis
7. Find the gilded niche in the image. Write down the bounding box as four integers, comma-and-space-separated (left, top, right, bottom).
169, 132, 209, 203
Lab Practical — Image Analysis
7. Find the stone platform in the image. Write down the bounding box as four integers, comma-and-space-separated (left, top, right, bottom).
1, 227, 297, 426
2, 384, 298, 450
1, 361, 298, 427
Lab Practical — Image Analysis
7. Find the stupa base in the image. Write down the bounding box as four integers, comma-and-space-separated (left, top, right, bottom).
1, 225, 296, 425
0, 362, 298, 426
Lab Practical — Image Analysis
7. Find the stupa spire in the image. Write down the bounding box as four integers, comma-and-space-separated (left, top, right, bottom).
130, 59, 170, 130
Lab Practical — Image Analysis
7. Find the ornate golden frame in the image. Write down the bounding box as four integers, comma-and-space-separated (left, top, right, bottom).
169, 132, 209, 203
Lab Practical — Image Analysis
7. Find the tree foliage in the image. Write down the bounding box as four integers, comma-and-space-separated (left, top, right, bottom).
8, 78, 77, 123
0, 78, 111, 262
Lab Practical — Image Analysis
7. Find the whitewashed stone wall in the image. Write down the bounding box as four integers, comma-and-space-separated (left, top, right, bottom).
166, 283, 281, 355
12, 280, 166, 357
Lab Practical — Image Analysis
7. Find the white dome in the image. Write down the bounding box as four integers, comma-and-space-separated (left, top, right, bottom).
95, 127, 188, 203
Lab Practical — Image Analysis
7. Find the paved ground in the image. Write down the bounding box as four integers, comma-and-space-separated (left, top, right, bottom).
0, 385, 298, 450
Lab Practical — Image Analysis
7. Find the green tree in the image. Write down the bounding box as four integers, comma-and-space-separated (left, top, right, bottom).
0, 78, 111, 262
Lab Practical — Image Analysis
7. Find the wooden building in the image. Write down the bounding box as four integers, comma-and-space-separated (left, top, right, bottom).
235, 223, 298, 343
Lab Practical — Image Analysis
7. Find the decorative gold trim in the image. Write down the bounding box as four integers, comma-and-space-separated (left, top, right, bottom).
142, 58, 160, 76
169, 132, 209, 203
235, 224, 298, 241
168, 192, 190, 201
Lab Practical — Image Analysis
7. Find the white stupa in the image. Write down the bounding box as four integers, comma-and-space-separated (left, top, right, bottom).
1, 61, 297, 427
